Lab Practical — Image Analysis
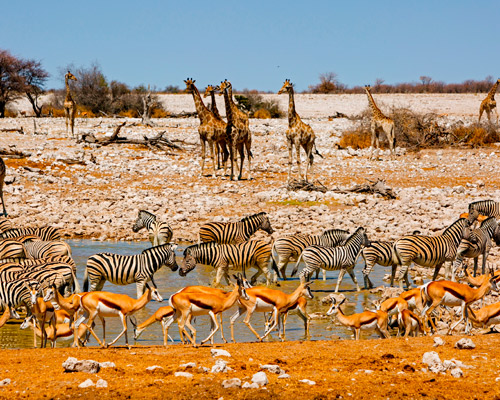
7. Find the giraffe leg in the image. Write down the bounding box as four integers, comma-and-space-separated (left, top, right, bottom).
287, 140, 293, 181
370, 124, 377, 159
230, 140, 237, 181
199, 138, 206, 177
70, 108, 76, 137
209, 139, 216, 178
245, 137, 252, 180
295, 142, 302, 181
65, 108, 69, 136
237, 143, 245, 180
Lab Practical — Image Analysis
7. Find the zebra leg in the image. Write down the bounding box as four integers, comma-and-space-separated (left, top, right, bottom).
250, 269, 263, 285
346, 267, 361, 292
390, 265, 397, 287
278, 259, 289, 281
214, 266, 226, 287
432, 263, 444, 281
397, 265, 410, 289
335, 269, 348, 293
136, 281, 146, 300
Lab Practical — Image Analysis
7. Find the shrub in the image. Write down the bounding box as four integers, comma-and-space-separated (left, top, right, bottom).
151, 107, 169, 118
118, 109, 139, 118
338, 130, 371, 149
253, 109, 271, 119
234, 91, 282, 118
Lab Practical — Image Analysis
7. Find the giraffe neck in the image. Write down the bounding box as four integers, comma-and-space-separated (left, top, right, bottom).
210, 91, 221, 119
487, 81, 500, 100
287, 87, 298, 125
365, 89, 385, 119
65, 77, 72, 102
190, 85, 211, 123
222, 89, 233, 125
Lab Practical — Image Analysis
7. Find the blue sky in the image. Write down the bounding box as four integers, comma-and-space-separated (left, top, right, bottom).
3, 1, 499, 92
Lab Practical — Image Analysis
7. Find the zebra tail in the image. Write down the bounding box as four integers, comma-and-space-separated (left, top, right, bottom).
83, 267, 89, 292
391, 242, 402, 266
72, 268, 82, 294
270, 242, 282, 279
290, 252, 305, 277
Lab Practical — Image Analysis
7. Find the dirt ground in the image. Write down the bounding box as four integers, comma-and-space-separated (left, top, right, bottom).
0, 335, 499, 399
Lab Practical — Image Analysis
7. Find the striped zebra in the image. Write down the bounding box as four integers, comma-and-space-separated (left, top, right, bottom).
0, 226, 61, 241
0, 217, 12, 233
133, 210, 173, 247
0, 156, 6, 217
0, 280, 33, 328
0, 255, 76, 271
295, 227, 370, 292
83, 243, 178, 300
180, 240, 278, 286
393, 218, 470, 289
0, 239, 25, 260
362, 241, 402, 289
469, 199, 500, 218
452, 216, 500, 278
277, 228, 350, 280
23, 240, 72, 260
198, 212, 274, 244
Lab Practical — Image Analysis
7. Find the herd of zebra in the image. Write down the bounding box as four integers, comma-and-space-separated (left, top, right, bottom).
0, 199, 500, 348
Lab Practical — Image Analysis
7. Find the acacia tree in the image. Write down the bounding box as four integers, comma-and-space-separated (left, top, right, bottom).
19, 59, 49, 117
0, 49, 24, 117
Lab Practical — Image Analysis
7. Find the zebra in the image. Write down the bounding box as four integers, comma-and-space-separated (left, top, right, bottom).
295, 227, 370, 292
132, 210, 173, 247
361, 240, 407, 290
280, 229, 350, 280
452, 217, 500, 278
0, 217, 12, 233
0, 239, 25, 260
469, 199, 500, 219
0, 226, 61, 241
180, 240, 278, 286
198, 212, 274, 244
393, 217, 470, 289
16, 263, 77, 294
0, 280, 33, 329
83, 243, 178, 300
23, 240, 72, 260
0, 156, 6, 217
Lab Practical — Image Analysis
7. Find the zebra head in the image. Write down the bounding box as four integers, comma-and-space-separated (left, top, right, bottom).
259, 213, 274, 235
180, 245, 198, 277
132, 210, 152, 232
161, 244, 179, 272
326, 296, 346, 316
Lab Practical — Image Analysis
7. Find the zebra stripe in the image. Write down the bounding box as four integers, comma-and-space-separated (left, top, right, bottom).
275, 229, 350, 279
0, 239, 25, 259
23, 240, 72, 260
0, 218, 12, 233
469, 199, 500, 218
84, 243, 178, 300
361, 240, 402, 289
0, 280, 32, 310
180, 240, 277, 286
452, 217, 500, 277
198, 212, 274, 244
0, 226, 61, 241
16, 263, 75, 292
133, 210, 173, 247
0, 157, 6, 217
296, 227, 370, 292
0, 255, 76, 270
393, 218, 470, 288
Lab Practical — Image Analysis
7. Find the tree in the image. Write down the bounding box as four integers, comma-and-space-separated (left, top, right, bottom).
0, 49, 24, 118
309, 72, 345, 94
19, 59, 49, 117
71, 63, 111, 114
419, 76, 432, 92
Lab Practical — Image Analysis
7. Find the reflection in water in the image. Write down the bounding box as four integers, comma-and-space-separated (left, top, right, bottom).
0, 240, 388, 348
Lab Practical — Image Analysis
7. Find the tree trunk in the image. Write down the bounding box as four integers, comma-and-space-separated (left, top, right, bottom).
0, 102, 5, 118
26, 93, 43, 117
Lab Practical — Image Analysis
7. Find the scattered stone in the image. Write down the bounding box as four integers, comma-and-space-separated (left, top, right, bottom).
260, 364, 284, 374
78, 379, 94, 388
174, 372, 193, 379
251, 371, 269, 387
364, 370, 374, 374
433, 337, 445, 347
242, 382, 260, 389
211, 359, 228, 374
146, 365, 164, 372
450, 368, 463, 378
198, 366, 210, 373
455, 338, 475, 349
222, 378, 241, 388
180, 362, 196, 369
299, 379, 316, 385
63, 357, 100, 374
0, 379, 11, 386
99, 362, 116, 369
96, 379, 108, 388
278, 374, 290, 379
211, 349, 231, 358
422, 351, 445, 373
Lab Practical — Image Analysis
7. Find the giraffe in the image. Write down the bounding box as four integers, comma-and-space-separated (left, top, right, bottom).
479, 79, 500, 124
64, 71, 77, 137
204, 85, 229, 170
218, 80, 252, 181
0, 156, 6, 217
364, 85, 395, 159
184, 79, 227, 178
278, 79, 321, 182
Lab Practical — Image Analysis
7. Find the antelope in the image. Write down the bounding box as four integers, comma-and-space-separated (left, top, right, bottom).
131, 306, 175, 346
27, 282, 56, 348
461, 267, 500, 287
265, 296, 310, 338
21, 314, 88, 348
78, 285, 162, 348
397, 309, 425, 338
373, 297, 408, 316
166, 274, 248, 346
230, 282, 313, 342
399, 288, 424, 313
421, 270, 499, 334
326, 297, 390, 340
466, 302, 500, 332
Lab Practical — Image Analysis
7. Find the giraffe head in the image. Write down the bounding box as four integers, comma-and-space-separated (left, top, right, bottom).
277, 79, 293, 94
66, 71, 77, 82
203, 84, 216, 98
183, 78, 196, 93
364, 85, 372, 93
218, 79, 232, 96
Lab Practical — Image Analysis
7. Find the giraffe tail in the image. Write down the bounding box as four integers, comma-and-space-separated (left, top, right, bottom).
314, 144, 324, 159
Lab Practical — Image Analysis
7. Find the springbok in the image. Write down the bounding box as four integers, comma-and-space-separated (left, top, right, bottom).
27, 282, 56, 348
397, 309, 425, 338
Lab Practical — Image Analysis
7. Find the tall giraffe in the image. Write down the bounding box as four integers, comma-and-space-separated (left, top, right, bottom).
204, 85, 228, 169
0, 156, 6, 216
64, 71, 78, 137
219, 80, 252, 181
479, 78, 500, 124
184, 79, 227, 178
364, 85, 395, 158
278, 79, 321, 182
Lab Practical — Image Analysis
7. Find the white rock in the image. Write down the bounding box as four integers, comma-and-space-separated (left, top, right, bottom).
180, 362, 196, 369
174, 372, 193, 379
278, 373, 290, 379
99, 362, 116, 368
242, 382, 260, 389
211, 349, 231, 358
455, 338, 475, 349
211, 359, 228, 374
260, 364, 283, 374
78, 379, 95, 388
96, 379, 108, 388
63, 357, 100, 373
433, 337, 445, 347
146, 365, 163, 371
0, 379, 11, 386
251, 371, 269, 386
222, 378, 241, 388
299, 379, 316, 385
422, 351, 445, 373
450, 367, 463, 378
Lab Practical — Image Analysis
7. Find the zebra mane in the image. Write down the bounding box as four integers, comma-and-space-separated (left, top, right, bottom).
138, 210, 157, 220
345, 227, 364, 244
183, 242, 217, 255
321, 228, 349, 236
141, 243, 171, 254
479, 216, 497, 228
469, 199, 497, 210
442, 218, 468, 235
240, 212, 266, 222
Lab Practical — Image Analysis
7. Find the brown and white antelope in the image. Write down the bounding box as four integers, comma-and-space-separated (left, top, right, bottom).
78, 285, 162, 348
27, 282, 56, 348
466, 302, 500, 331
21, 314, 88, 348
397, 309, 425, 338
166, 274, 248, 346
131, 306, 175, 346
399, 288, 425, 313
230, 282, 313, 342
421, 270, 499, 334
326, 297, 390, 340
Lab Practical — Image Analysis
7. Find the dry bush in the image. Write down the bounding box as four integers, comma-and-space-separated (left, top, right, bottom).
450, 124, 500, 147
118, 109, 139, 118
4, 109, 17, 118
338, 130, 371, 149
234, 92, 282, 118
253, 109, 271, 119
151, 107, 169, 118
78, 106, 96, 118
